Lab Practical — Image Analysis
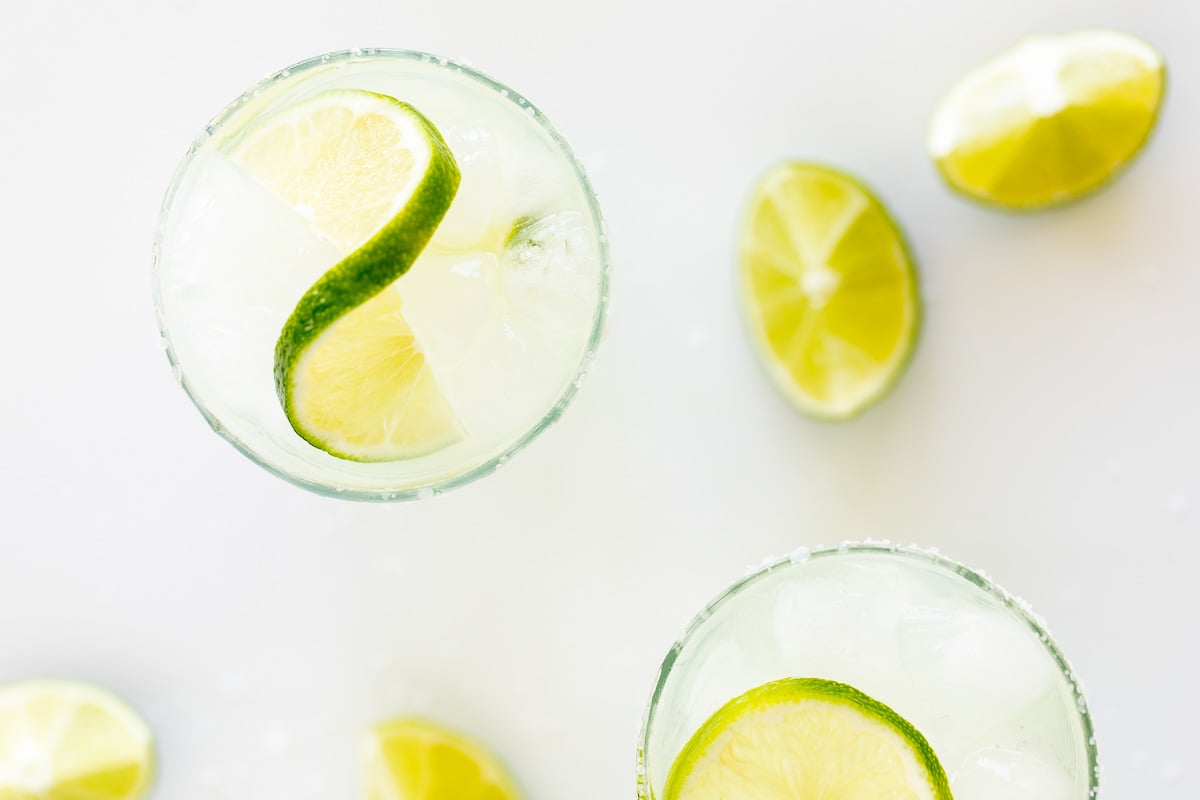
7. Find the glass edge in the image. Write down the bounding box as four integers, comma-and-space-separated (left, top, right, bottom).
634, 541, 1101, 800
150, 48, 611, 503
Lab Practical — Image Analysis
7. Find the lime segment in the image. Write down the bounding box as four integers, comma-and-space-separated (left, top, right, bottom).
361, 718, 522, 800
929, 30, 1165, 209
230, 89, 463, 462
290, 288, 463, 460
0, 680, 154, 800
663, 678, 951, 800
739, 163, 920, 420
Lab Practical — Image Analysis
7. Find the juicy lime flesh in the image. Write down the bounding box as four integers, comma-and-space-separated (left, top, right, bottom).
234, 93, 422, 252
230, 89, 463, 462
663, 679, 950, 800
363, 719, 520, 800
932, 31, 1165, 209
740, 164, 919, 419
0, 681, 153, 800
292, 288, 463, 459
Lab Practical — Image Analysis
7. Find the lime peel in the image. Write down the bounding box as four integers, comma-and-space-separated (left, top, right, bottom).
230, 89, 464, 462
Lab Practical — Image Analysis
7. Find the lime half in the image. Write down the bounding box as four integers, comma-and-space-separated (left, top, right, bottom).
361, 718, 522, 800
930, 30, 1166, 209
231, 89, 463, 462
663, 678, 951, 800
0, 680, 154, 800
739, 163, 920, 420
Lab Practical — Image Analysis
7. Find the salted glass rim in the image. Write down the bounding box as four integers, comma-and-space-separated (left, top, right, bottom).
635, 542, 1100, 799
151, 48, 610, 502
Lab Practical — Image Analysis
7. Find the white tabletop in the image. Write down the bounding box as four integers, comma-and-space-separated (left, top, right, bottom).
1, 0, 1197, 797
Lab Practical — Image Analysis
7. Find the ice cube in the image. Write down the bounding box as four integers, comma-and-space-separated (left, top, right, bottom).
771, 564, 906, 699
432, 120, 500, 250
897, 593, 1056, 758
397, 251, 500, 370
952, 747, 1075, 800
502, 211, 600, 319
500, 135, 574, 220
160, 152, 341, 425
398, 212, 598, 442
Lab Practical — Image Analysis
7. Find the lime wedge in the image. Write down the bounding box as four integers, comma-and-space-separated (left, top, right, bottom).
930, 30, 1165, 209
663, 678, 951, 800
0, 680, 154, 800
230, 89, 463, 461
738, 163, 920, 420
361, 718, 522, 800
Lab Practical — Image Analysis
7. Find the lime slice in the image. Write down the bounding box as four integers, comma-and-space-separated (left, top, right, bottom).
230, 89, 463, 462
738, 163, 920, 420
929, 30, 1166, 209
663, 679, 951, 800
0, 680, 154, 800
361, 718, 522, 800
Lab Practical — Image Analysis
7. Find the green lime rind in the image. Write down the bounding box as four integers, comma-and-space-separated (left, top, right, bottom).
272, 96, 461, 457
663, 678, 952, 800
738, 163, 922, 423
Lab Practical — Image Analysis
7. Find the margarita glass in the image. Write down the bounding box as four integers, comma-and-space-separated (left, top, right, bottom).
638, 543, 1099, 800
153, 50, 608, 500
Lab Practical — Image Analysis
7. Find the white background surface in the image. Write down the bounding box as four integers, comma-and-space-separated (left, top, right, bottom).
1, 0, 1197, 797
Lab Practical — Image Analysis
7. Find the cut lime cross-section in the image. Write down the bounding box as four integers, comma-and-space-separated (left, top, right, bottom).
930, 30, 1166, 209
663, 678, 951, 800
739, 163, 920, 420
0, 680, 154, 800
361, 718, 522, 800
230, 89, 463, 462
